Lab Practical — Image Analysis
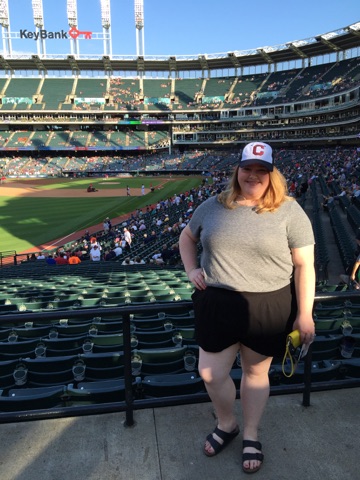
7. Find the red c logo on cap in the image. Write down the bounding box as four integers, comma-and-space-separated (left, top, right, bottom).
252, 144, 265, 157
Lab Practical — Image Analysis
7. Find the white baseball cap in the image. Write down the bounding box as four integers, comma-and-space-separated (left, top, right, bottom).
239, 142, 273, 171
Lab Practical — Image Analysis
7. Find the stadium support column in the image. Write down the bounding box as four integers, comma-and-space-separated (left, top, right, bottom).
67, 0, 79, 56
32, 0, 46, 56
100, 0, 112, 57
168, 124, 173, 155
0, 0, 12, 57
134, 0, 145, 58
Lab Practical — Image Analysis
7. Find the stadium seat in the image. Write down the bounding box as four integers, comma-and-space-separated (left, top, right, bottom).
141, 372, 205, 397
0, 339, 39, 359
67, 379, 127, 404
89, 333, 124, 352
312, 335, 343, 352
0, 385, 66, 412
133, 346, 189, 375
42, 336, 89, 356
340, 358, 360, 378
314, 302, 345, 317
314, 317, 346, 334
132, 330, 175, 348
270, 360, 341, 385
81, 352, 125, 381
19, 356, 84, 386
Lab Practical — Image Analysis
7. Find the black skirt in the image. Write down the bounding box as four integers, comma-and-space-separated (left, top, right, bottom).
191, 283, 297, 357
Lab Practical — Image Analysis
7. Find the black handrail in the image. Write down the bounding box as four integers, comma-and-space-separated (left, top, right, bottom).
0, 290, 359, 424
0, 250, 17, 267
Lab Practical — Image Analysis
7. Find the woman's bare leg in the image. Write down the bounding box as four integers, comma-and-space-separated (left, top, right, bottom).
239, 344, 273, 471
198, 344, 240, 455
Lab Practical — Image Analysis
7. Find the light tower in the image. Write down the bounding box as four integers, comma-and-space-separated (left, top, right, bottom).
31, 0, 46, 56
0, 0, 12, 56
100, 0, 112, 57
67, 0, 79, 56
134, 0, 145, 57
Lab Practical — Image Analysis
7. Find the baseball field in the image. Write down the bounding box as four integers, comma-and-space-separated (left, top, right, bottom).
0, 175, 203, 254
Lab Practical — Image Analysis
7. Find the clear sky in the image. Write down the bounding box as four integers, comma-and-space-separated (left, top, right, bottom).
3, 0, 359, 57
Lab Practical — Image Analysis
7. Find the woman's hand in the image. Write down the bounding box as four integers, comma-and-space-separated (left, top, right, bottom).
293, 314, 315, 345
188, 267, 207, 290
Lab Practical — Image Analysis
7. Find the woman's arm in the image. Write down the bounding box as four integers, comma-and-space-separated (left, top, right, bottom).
350, 260, 360, 281
291, 244, 316, 344
179, 225, 206, 290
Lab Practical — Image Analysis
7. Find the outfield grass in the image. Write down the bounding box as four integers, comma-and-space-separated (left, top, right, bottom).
0, 176, 202, 253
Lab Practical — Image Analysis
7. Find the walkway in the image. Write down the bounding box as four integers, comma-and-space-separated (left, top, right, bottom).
0, 388, 358, 480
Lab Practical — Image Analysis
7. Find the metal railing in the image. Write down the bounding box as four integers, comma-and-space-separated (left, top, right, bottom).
0, 291, 359, 424
0, 250, 17, 268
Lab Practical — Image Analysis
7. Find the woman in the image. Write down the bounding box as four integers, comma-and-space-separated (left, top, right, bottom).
179, 142, 315, 474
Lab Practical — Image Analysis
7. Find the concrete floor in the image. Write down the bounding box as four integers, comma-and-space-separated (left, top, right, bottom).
0, 388, 358, 480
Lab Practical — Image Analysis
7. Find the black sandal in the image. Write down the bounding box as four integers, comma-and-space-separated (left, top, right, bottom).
242, 440, 264, 474
204, 425, 240, 457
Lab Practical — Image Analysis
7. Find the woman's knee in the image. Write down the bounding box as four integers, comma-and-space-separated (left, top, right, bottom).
198, 364, 229, 386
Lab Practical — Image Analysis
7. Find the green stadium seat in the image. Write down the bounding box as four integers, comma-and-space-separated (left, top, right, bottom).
314, 317, 346, 334
314, 302, 345, 317
0, 339, 39, 359
43, 336, 87, 355
312, 334, 343, 352
0, 385, 66, 412
67, 379, 126, 404
132, 346, 188, 375
340, 358, 360, 378
133, 330, 175, 348
141, 372, 205, 397
90, 333, 124, 349
81, 352, 125, 381
270, 360, 341, 385
15, 357, 78, 387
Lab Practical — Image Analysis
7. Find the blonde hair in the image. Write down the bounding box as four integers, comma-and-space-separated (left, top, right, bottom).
218, 165, 291, 213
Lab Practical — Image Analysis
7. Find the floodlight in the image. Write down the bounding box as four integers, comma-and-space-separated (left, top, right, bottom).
100, 0, 111, 29
67, 0, 78, 26
134, 0, 144, 29
0, 0, 9, 27
31, 0, 44, 28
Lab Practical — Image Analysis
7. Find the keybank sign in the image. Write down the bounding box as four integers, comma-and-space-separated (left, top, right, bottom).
20, 29, 68, 40
19, 26, 93, 40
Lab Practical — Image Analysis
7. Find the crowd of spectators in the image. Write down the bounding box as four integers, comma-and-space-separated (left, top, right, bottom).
27, 174, 225, 267
22, 144, 360, 285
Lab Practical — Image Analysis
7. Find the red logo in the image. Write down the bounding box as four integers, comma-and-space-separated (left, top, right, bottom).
252, 144, 265, 157
69, 26, 92, 40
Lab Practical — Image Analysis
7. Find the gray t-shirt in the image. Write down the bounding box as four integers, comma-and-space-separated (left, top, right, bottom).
188, 196, 315, 292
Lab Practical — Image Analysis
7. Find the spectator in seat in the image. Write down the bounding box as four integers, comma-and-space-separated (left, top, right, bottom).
90, 244, 101, 261
113, 243, 123, 257
122, 257, 134, 265
68, 252, 81, 265
104, 249, 116, 261
55, 252, 69, 265
46, 254, 56, 265
161, 244, 174, 264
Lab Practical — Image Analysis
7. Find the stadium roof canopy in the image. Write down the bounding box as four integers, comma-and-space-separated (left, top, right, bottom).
1, 23, 360, 72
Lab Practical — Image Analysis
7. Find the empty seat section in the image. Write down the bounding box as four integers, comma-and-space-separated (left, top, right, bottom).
174, 78, 201, 109
2, 78, 40, 109
40, 78, 74, 109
